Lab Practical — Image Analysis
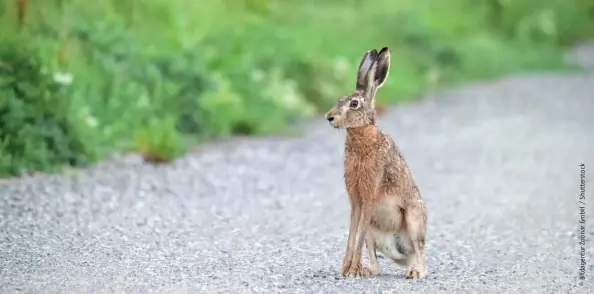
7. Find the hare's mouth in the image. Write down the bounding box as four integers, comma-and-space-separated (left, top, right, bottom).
326, 116, 343, 128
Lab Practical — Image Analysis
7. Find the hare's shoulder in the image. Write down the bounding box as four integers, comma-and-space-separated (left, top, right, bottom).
377, 130, 394, 145
377, 130, 412, 179
377, 130, 399, 159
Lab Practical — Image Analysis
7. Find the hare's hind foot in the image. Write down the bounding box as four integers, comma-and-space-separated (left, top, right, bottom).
405, 268, 425, 279
403, 249, 427, 279
403, 205, 428, 279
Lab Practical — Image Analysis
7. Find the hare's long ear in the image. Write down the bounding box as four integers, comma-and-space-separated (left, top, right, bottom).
373, 47, 391, 88
364, 47, 390, 107
356, 49, 378, 91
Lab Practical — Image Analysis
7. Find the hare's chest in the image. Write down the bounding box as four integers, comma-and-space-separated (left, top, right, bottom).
343, 152, 380, 197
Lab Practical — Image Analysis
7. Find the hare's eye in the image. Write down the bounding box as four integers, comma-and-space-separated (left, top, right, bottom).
350, 100, 359, 108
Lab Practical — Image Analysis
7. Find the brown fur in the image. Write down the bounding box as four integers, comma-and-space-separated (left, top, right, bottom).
325, 47, 427, 279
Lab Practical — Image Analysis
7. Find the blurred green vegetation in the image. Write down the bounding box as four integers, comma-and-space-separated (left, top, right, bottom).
0, 0, 593, 176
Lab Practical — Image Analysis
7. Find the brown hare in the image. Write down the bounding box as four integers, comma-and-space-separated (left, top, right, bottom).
325, 47, 427, 279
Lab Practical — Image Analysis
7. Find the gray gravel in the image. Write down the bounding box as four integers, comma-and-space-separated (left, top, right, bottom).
2, 45, 594, 294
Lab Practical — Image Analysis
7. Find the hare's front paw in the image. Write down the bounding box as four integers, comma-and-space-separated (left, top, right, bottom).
340, 259, 351, 277
344, 263, 372, 278
368, 265, 380, 276
404, 267, 425, 279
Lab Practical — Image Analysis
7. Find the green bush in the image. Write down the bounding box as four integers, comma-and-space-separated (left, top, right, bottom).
0, 35, 98, 176
135, 116, 183, 163
0, 0, 592, 176
493, 0, 594, 44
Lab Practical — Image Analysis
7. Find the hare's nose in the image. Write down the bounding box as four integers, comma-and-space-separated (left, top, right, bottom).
326, 116, 334, 122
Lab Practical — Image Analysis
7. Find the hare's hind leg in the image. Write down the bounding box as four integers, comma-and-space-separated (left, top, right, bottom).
403, 205, 427, 279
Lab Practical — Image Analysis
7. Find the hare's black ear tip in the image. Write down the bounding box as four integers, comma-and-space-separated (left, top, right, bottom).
366, 49, 379, 58
379, 47, 390, 55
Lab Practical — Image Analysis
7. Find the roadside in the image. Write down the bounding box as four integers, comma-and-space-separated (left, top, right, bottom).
0, 43, 593, 293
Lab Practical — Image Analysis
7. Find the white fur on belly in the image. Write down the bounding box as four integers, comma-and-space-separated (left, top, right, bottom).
370, 228, 409, 261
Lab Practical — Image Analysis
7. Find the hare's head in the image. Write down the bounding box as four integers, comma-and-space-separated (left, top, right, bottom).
325, 47, 391, 129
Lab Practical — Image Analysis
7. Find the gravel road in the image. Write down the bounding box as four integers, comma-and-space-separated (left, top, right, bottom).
1, 45, 594, 294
